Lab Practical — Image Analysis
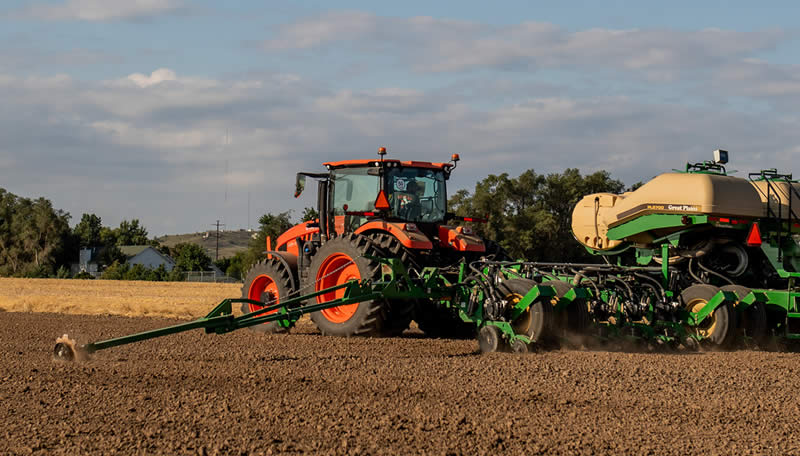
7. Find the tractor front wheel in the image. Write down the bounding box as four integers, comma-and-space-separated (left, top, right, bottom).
308, 234, 387, 337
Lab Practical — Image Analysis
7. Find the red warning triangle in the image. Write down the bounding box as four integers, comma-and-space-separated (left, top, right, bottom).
374, 190, 390, 211
746, 222, 762, 246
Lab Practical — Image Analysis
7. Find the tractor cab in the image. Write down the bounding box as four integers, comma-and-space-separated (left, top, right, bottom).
287, 148, 485, 274
327, 159, 450, 229
294, 148, 462, 236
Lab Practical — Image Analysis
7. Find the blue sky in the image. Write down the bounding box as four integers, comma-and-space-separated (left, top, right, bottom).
1, 1, 800, 235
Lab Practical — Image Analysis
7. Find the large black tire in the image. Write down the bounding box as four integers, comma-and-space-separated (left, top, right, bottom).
308, 234, 387, 337
681, 284, 737, 348
720, 284, 768, 347
241, 258, 296, 334
542, 280, 591, 334
499, 278, 557, 345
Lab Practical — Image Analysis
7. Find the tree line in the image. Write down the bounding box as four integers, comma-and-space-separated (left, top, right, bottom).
0, 189, 219, 280
0, 167, 631, 280
449, 168, 631, 262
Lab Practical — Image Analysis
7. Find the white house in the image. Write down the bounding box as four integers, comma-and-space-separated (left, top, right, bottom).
119, 245, 176, 271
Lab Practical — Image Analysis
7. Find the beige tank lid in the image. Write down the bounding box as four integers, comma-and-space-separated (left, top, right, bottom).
571, 172, 766, 251
608, 172, 764, 226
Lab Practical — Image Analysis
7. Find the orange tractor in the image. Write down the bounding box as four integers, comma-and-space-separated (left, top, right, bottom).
241, 148, 499, 337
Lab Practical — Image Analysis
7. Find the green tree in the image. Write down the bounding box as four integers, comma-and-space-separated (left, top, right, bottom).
149, 264, 169, 281
450, 168, 624, 262
166, 266, 186, 282
218, 251, 247, 280
100, 261, 128, 280
99, 226, 117, 246
171, 243, 212, 271
99, 245, 126, 266
124, 264, 150, 281
73, 213, 103, 247
0, 189, 71, 277
301, 207, 319, 222
243, 211, 293, 272
115, 219, 149, 245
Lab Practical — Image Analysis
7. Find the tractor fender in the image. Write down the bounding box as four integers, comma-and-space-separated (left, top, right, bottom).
276, 221, 320, 256
438, 225, 485, 252
355, 221, 433, 249
263, 250, 298, 292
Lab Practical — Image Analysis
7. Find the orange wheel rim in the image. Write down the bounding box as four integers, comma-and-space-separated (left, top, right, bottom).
248, 274, 280, 315
316, 253, 359, 323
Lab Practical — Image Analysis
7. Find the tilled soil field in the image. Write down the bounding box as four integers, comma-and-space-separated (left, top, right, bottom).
3, 311, 800, 455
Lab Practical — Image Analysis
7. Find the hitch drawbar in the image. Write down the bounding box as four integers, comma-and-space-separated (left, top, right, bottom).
53, 279, 388, 361
53, 258, 468, 361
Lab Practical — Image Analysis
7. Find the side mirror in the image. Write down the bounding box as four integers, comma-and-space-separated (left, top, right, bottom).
294, 174, 306, 198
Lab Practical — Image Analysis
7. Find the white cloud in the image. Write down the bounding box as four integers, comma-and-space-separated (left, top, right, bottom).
20, 0, 185, 22
711, 60, 800, 98
127, 68, 177, 88
263, 13, 785, 76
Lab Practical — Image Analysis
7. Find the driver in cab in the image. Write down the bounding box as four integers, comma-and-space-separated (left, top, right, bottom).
396, 179, 425, 220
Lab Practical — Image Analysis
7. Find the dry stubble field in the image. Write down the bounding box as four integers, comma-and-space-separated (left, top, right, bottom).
2, 278, 800, 455
0, 277, 241, 319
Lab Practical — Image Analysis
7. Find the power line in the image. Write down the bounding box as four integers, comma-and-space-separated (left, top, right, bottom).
211, 220, 226, 261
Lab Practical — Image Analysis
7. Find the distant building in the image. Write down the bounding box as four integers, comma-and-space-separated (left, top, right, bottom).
71, 247, 102, 277
119, 245, 176, 271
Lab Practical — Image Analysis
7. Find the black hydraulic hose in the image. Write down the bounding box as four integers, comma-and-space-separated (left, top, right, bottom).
604, 276, 634, 302
687, 259, 706, 284
632, 272, 666, 299
468, 261, 502, 302
570, 269, 601, 298
696, 261, 735, 285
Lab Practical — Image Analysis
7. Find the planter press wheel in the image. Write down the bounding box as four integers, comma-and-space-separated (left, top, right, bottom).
681, 284, 737, 348
498, 278, 556, 348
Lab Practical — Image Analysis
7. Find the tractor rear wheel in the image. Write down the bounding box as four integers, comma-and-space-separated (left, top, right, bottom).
720, 284, 768, 347
241, 258, 296, 334
499, 278, 557, 346
681, 284, 737, 348
308, 234, 387, 337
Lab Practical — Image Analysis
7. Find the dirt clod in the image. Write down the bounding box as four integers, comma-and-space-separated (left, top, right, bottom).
1, 311, 800, 454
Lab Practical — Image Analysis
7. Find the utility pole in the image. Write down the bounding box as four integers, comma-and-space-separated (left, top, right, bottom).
212, 220, 226, 261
